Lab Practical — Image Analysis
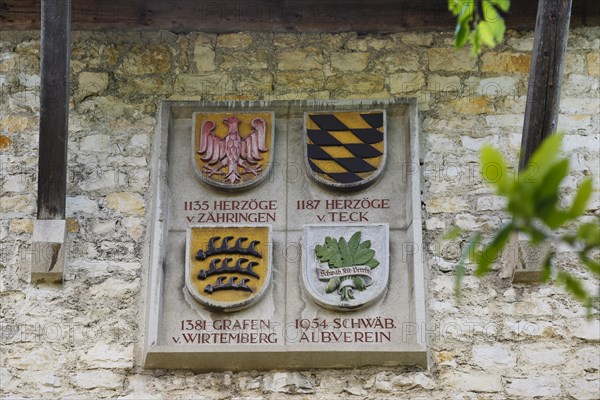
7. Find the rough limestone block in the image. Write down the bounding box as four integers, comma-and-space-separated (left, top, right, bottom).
501, 233, 551, 283
31, 219, 66, 283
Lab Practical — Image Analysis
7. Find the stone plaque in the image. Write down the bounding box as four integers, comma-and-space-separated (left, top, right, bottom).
143, 100, 427, 371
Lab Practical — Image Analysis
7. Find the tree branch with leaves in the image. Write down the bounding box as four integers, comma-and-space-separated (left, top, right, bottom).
451, 134, 599, 312
449, 0, 510, 55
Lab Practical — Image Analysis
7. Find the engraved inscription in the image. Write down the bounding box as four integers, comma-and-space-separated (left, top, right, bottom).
182, 199, 279, 224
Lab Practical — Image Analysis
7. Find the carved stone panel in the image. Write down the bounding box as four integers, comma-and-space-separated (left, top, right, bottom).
143, 100, 427, 371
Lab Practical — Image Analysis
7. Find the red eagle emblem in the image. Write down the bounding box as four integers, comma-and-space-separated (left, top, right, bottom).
192, 112, 274, 189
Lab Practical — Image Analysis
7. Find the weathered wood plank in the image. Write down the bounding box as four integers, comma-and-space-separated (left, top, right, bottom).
518, 0, 573, 170
37, 0, 71, 220
1, 0, 597, 32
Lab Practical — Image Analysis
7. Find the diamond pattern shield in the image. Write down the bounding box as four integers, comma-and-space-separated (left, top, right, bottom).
304, 110, 386, 189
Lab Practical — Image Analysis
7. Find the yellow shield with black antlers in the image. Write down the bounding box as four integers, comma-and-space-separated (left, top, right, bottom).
185, 225, 272, 312
192, 111, 275, 190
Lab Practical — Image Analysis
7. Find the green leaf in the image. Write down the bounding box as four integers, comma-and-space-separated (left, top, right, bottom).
469, 28, 481, 56
541, 251, 554, 283
338, 237, 351, 265
353, 276, 366, 291
577, 222, 600, 247
348, 231, 361, 254
477, 21, 496, 47
523, 134, 564, 182
490, 0, 510, 12
316, 237, 344, 268
482, 0, 501, 23
315, 239, 338, 262
458, 2, 474, 25
366, 259, 380, 269
326, 277, 340, 293
581, 254, 600, 277
455, 21, 470, 48
483, 0, 508, 44
480, 145, 511, 194
557, 271, 589, 302
545, 210, 571, 229
534, 158, 569, 219
507, 183, 535, 220
325, 236, 337, 247
452, 0, 507, 55
570, 177, 593, 217
448, 0, 466, 15
489, 17, 506, 43
354, 248, 376, 265
474, 223, 513, 276
357, 240, 372, 251
329, 253, 343, 268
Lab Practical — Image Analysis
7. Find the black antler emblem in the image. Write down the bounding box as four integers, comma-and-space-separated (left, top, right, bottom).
197, 258, 260, 280
195, 236, 261, 260
194, 234, 265, 296
204, 277, 253, 294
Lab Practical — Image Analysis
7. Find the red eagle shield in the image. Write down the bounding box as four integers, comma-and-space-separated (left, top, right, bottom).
192, 112, 274, 190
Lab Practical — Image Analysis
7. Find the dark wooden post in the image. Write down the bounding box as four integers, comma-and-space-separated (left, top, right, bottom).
518, 0, 572, 171
32, 0, 71, 283
506, 0, 573, 284
37, 0, 72, 219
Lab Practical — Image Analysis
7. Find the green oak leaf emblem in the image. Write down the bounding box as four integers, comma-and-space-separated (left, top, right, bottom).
315, 231, 379, 301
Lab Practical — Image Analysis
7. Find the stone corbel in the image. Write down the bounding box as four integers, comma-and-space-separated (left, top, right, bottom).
501, 233, 552, 284
31, 220, 66, 283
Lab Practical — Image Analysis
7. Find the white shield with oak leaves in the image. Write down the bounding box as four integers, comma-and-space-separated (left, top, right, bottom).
192, 111, 275, 190
302, 223, 389, 311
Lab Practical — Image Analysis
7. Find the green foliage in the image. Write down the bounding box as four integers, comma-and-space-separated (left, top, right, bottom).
315, 231, 379, 301
454, 134, 599, 312
449, 0, 509, 55
316, 232, 379, 269
315, 237, 343, 267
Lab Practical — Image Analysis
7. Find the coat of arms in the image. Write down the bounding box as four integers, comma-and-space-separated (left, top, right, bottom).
185, 225, 272, 312
302, 224, 389, 310
192, 112, 274, 190
304, 110, 386, 189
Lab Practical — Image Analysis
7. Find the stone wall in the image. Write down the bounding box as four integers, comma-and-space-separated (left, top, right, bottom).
1, 28, 599, 399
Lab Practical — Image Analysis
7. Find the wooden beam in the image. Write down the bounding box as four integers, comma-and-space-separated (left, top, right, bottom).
37, 0, 71, 219
519, 0, 573, 170
1, 0, 598, 32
